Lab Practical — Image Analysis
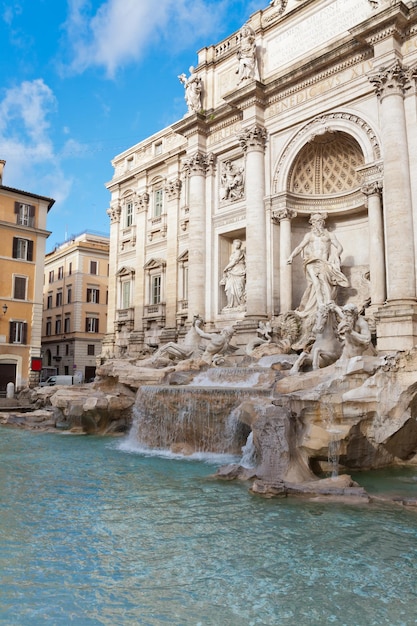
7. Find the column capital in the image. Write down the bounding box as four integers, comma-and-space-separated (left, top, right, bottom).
183, 151, 214, 175
165, 178, 182, 201
107, 203, 121, 224
272, 208, 297, 224
238, 124, 267, 152
368, 60, 416, 100
361, 181, 382, 197
137, 192, 149, 212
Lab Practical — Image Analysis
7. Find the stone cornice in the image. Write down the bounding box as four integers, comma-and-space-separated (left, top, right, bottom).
171, 113, 210, 139
223, 81, 267, 113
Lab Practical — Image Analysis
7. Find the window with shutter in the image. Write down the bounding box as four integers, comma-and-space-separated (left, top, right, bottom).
9, 321, 27, 344
13, 276, 27, 300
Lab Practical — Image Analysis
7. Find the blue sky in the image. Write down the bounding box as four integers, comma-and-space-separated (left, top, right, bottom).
0, 0, 266, 251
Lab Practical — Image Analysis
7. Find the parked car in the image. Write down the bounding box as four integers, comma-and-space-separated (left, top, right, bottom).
39, 375, 81, 387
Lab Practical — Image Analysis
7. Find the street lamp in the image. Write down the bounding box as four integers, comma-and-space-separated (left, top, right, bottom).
1, 304, 7, 315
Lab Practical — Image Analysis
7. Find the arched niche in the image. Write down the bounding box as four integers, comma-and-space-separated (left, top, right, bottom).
272, 113, 383, 313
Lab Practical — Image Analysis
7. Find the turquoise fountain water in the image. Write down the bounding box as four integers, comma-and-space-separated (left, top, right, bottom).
1, 428, 417, 625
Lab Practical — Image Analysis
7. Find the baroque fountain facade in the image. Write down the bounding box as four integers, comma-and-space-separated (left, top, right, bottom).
4, 0, 417, 502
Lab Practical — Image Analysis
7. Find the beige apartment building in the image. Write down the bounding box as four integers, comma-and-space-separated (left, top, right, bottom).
0, 160, 54, 393
42, 232, 109, 382
104, 0, 417, 356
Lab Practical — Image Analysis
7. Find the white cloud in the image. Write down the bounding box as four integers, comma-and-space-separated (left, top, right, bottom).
62, 0, 238, 77
0, 79, 72, 201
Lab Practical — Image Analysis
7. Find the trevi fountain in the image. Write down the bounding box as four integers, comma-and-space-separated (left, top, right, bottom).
2, 214, 417, 624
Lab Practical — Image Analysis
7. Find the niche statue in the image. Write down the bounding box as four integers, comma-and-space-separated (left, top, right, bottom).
287, 212, 349, 319
220, 239, 246, 310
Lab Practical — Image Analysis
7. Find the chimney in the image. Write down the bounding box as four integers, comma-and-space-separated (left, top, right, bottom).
0, 160, 5, 185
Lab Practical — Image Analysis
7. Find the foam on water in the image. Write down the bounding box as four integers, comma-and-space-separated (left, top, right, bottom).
115, 436, 240, 465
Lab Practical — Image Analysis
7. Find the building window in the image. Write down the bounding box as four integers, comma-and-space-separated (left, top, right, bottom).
67, 287, 72, 304
151, 275, 161, 305
154, 189, 163, 217
121, 281, 131, 309
46, 318, 52, 336
58, 266, 64, 280
56, 345, 60, 356
55, 318, 62, 335
47, 294, 52, 309
56, 291, 63, 307
12, 238, 33, 261
9, 321, 27, 344
86, 288, 100, 304
68, 262, 72, 275
86, 317, 99, 333
125, 202, 133, 228
64, 316, 71, 333
14, 202, 35, 227
87, 344, 95, 356
90, 261, 98, 275
13, 276, 27, 300
65, 344, 69, 356
49, 270, 54, 284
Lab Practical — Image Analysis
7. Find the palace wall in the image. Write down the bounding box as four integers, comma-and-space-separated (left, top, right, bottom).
105, 0, 417, 356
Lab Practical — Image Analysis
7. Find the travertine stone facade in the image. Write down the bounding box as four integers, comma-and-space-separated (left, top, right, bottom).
105, 0, 417, 355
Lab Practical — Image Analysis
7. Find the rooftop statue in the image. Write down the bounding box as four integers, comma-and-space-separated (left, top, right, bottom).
236, 24, 258, 85
178, 66, 202, 114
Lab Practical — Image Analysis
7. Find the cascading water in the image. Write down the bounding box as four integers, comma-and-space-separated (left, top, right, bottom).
123, 364, 277, 457
126, 384, 271, 454
324, 400, 342, 479
240, 431, 257, 468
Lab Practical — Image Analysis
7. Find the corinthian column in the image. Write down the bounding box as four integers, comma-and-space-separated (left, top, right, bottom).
163, 179, 182, 333
362, 182, 385, 307
369, 61, 416, 302
239, 125, 268, 318
272, 208, 297, 313
183, 152, 209, 319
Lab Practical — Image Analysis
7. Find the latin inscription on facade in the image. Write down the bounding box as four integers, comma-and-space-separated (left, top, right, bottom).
267, 0, 372, 73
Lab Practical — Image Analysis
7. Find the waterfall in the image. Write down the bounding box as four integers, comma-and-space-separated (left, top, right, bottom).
128, 385, 266, 454
240, 431, 257, 468
324, 400, 342, 479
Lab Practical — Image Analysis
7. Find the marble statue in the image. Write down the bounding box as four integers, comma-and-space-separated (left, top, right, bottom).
220, 161, 245, 201
193, 318, 236, 365
236, 24, 258, 84
331, 302, 372, 360
178, 66, 202, 114
220, 239, 246, 310
287, 212, 349, 319
290, 302, 342, 373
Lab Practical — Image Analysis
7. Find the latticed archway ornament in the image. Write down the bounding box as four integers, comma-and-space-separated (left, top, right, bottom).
288, 131, 364, 195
